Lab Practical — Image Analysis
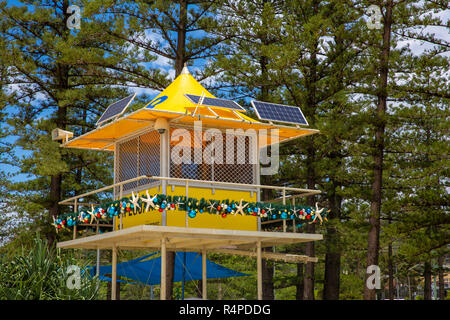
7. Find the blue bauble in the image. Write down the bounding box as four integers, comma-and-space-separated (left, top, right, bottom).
227, 207, 232, 213
281, 212, 288, 219
188, 210, 196, 218
199, 209, 203, 213
306, 208, 311, 214
272, 214, 277, 219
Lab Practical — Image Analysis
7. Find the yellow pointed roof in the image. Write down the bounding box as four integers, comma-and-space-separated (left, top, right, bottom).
61, 66, 318, 152
143, 66, 257, 122
145, 65, 215, 113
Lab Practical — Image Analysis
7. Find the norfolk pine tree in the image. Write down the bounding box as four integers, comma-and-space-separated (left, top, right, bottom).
0, 0, 162, 248
84, 0, 230, 299
348, 0, 449, 300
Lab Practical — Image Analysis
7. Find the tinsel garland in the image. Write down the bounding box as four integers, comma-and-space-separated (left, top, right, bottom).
53, 192, 330, 231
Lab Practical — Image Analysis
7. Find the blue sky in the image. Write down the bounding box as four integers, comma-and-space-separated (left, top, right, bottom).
1, 0, 449, 184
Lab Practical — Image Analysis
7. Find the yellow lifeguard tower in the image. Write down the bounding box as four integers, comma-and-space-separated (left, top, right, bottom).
55, 65, 326, 300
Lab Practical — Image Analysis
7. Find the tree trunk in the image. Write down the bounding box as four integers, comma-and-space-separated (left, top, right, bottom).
197, 279, 203, 298
165, 251, 175, 300
438, 255, 445, 300
163, 2, 189, 298
303, 223, 315, 300
323, 250, 340, 300
364, 0, 393, 300
46, 1, 71, 249
175, 0, 187, 75
47, 174, 62, 248
262, 248, 274, 300
303, 137, 316, 300
296, 263, 304, 300
323, 186, 341, 300
107, 279, 120, 300
388, 243, 394, 300
424, 260, 432, 300
303, 153, 316, 301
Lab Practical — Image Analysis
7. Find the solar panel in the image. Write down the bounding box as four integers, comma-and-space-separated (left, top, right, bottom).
96, 93, 136, 126
251, 101, 309, 126
185, 94, 245, 111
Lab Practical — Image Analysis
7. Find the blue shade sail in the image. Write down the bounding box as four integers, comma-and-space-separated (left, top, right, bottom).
88, 252, 248, 286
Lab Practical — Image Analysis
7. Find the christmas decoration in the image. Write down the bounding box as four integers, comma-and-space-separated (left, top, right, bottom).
53, 191, 330, 231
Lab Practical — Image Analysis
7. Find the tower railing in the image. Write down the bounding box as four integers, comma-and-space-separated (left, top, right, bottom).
59, 175, 321, 237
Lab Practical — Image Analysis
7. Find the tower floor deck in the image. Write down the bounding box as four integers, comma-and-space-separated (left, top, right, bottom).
57, 224, 322, 251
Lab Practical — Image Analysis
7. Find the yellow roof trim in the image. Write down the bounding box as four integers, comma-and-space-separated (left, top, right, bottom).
62, 107, 318, 151
61, 67, 318, 151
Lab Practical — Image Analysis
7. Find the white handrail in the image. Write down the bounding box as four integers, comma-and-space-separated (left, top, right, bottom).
59, 175, 321, 205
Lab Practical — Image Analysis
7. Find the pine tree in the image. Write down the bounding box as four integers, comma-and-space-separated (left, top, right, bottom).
0, 0, 160, 248
346, 0, 450, 300
265, 0, 369, 300
213, 0, 287, 299
84, 0, 229, 299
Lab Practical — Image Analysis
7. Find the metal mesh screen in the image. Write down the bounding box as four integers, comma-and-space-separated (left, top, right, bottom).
115, 127, 256, 196
116, 130, 160, 194
138, 130, 161, 186
117, 137, 138, 192
214, 134, 254, 184
169, 127, 255, 184
170, 128, 212, 181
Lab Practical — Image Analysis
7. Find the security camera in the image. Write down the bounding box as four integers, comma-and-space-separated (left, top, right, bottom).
154, 118, 169, 135
52, 128, 73, 142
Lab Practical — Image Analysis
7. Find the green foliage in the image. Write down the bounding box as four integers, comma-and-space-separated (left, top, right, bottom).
0, 0, 447, 300
0, 235, 98, 299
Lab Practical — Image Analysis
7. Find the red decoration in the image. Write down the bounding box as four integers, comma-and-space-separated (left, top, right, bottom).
221, 213, 227, 218
171, 203, 175, 208
217, 206, 222, 211
261, 209, 265, 214
158, 208, 163, 212
306, 214, 311, 220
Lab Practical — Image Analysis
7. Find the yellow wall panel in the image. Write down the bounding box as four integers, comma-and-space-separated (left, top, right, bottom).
117, 184, 258, 231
